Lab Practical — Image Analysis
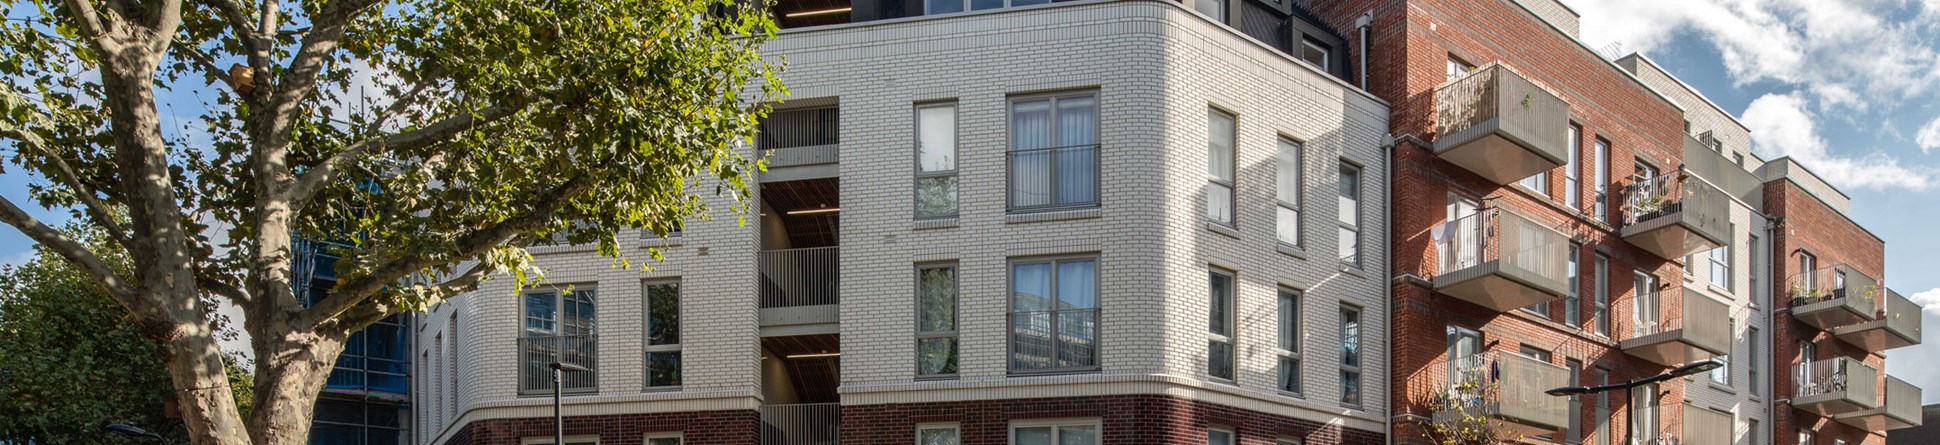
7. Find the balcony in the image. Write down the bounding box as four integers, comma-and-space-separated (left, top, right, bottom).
1832, 288, 1925, 351
1620, 172, 1730, 259
1790, 265, 1882, 331
1433, 63, 1570, 185
1430, 351, 1570, 435
518, 334, 598, 395
759, 106, 840, 182
1433, 209, 1572, 312
1677, 403, 1734, 445
1834, 375, 1923, 431
1793, 357, 1878, 416
759, 403, 841, 445
759, 246, 839, 309
1619, 290, 1730, 367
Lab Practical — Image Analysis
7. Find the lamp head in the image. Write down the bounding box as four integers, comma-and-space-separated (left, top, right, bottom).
549, 362, 590, 372
1669, 360, 1724, 378
104, 423, 161, 439
1544, 386, 1592, 397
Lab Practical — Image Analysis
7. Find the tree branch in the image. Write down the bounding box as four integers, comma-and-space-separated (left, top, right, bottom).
335, 254, 503, 331
61, 0, 118, 52
198, 273, 249, 305
0, 194, 143, 306
285, 104, 520, 210
13, 132, 134, 251
201, 0, 260, 55
293, 175, 593, 331
170, 44, 234, 88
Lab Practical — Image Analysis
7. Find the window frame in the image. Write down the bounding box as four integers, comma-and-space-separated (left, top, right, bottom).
1300, 38, 1330, 71
520, 285, 598, 396
1006, 255, 1103, 375
644, 433, 683, 445
915, 102, 961, 219
916, 263, 961, 379
1593, 137, 1610, 223
1566, 124, 1582, 209
1593, 253, 1610, 336
1565, 243, 1581, 327
1748, 326, 1760, 396
1711, 317, 1734, 385
1277, 287, 1304, 396
1338, 303, 1364, 408
923, 0, 1049, 15
1206, 108, 1238, 227
1207, 425, 1236, 445
1207, 267, 1238, 382
1008, 418, 1102, 445
1337, 161, 1364, 267
1005, 91, 1102, 213
1709, 233, 1733, 290
1276, 137, 1305, 248
916, 422, 961, 445
643, 280, 682, 390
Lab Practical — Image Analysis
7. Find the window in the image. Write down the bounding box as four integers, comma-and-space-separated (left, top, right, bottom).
311, 399, 409, 445
1634, 271, 1659, 336
1565, 243, 1581, 327
1208, 268, 1237, 381
918, 424, 960, 445
1278, 289, 1303, 395
646, 434, 681, 445
1446, 56, 1476, 81
1339, 304, 1363, 407
522, 436, 598, 445
1011, 420, 1099, 445
926, 0, 1049, 15
1799, 429, 1814, 445
1748, 326, 1761, 396
1446, 326, 1481, 385
1593, 254, 1610, 336
1750, 234, 1763, 302
1799, 252, 1818, 292
1594, 138, 1610, 222
1276, 138, 1304, 247
1747, 420, 1759, 445
1010, 257, 1099, 373
644, 282, 681, 388
1008, 93, 1099, 211
522, 287, 597, 394
1337, 162, 1363, 266
433, 334, 444, 426
1711, 318, 1733, 384
1300, 39, 1330, 71
1565, 358, 1583, 445
1208, 426, 1235, 445
1632, 382, 1658, 444
1685, 254, 1697, 278
918, 264, 960, 377
1520, 171, 1550, 195
1193, 0, 1227, 22
1594, 368, 1611, 445
916, 103, 959, 218
1566, 124, 1582, 209
1206, 109, 1237, 226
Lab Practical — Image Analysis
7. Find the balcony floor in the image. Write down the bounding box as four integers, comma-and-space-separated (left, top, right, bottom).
1618, 330, 1724, 367
1620, 213, 1726, 259
1434, 260, 1568, 312
1831, 319, 1921, 351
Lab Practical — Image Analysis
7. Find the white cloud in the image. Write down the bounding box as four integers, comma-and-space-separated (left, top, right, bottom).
1741, 93, 1939, 191
1918, 116, 1940, 154
0, 249, 35, 270
1911, 288, 1940, 317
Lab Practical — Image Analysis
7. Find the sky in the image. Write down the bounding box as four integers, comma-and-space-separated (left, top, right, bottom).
1566, 0, 1940, 402
2, 0, 1939, 400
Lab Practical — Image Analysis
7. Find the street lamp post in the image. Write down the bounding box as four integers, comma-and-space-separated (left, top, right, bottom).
549, 361, 590, 445
1546, 360, 1722, 445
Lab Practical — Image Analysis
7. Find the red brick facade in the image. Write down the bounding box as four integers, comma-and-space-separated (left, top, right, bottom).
437, 395, 1383, 445
1766, 179, 1888, 445
1303, 0, 1704, 443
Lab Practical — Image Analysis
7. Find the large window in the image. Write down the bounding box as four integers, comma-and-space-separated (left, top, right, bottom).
1339, 304, 1363, 407
1276, 139, 1304, 247
926, 0, 1050, 15
1565, 243, 1581, 327
1594, 368, 1611, 445
1799, 251, 1818, 292
1206, 109, 1237, 226
1278, 289, 1303, 395
1208, 268, 1237, 381
1208, 426, 1235, 445
918, 264, 960, 377
1011, 420, 1099, 445
916, 103, 959, 218
521, 287, 597, 394
311, 399, 409, 445
1337, 162, 1363, 266
1008, 93, 1099, 211
1010, 257, 1099, 373
1711, 318, 1733, 385
1566, 124, 1581, 209
1594, 138, 1610, 222
1748, 326, 1761, 396
918, 424, 960, 445
1565, 358, 1583, 445
1709, 235, 1733, 290
1594, 253, 1610, 336
1632, 383, 1659, 444
644, 282, 681, 389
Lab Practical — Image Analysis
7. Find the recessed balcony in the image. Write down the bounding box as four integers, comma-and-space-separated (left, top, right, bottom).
1832, 288, 1925, 351
1619, 290, 1730, 367
1793, 356, 1879, 417
1834, 375, 1923, 432
1620, 172, 1730, 259
1433, 63, 1571, 185
1790, 265, 1881, 331
1433, 209, 1571, 312
1431, 351, 1569, 436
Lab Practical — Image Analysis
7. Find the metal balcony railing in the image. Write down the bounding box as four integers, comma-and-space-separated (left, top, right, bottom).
1789, 265, 1880, 311
759, 403, 841, 445
1832, 288, 1925, 351
1432, 63, 1570, 185
1433, 209, 1571, 311
518, 334, 598, 395
1675, 403, 1734, 445
759, 246, 840, 308
1794, 357, 1878, 415
1434, 351, 1569, 433
1006, 144, 1100, 211
1836, 375, 1927, 431
1621, 290, 1729, 367
1619, 172, 1730, 259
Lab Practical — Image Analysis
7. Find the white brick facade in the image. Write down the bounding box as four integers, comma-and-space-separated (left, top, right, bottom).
416, 2, 1390, 444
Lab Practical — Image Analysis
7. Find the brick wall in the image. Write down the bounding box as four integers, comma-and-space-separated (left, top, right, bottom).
444, 409, 758, 445
1766, 179, 1887, 445
840, 395, 1383, 445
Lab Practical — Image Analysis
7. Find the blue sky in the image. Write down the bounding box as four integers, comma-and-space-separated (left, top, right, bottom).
2, 0, 1937, 400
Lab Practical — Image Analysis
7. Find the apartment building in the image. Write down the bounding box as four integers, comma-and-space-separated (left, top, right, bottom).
412, 1, 1393, 444
294, 239, 414, 445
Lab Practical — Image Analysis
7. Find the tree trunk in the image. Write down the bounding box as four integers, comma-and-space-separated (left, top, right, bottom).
159, 321, 253, 445
245, 327, 349, 445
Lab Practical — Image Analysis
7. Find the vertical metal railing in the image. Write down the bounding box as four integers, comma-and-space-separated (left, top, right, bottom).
758, 246, 840, 308
1006, 144, 1100, 211
1623, 173, 1729, 236
1635, 292, 1729, 349
1434, 64, 1568, 156
1787, 265, 1881, 314
759, 403, 841, 445
517, 335, 598, 395
1439, 350, 1567, 429
1795, 357, 1877, 406
1437, 209, 1568, 282
1885, 375, 1922, 423
1884, 289, 1923, 341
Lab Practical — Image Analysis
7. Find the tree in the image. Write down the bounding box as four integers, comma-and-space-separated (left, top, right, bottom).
0, 0, 783, 443
1420, 368, 1522, 445
0, 228, 253, 444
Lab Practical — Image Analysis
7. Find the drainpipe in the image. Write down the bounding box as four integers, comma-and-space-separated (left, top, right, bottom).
1380, 132, 1399, 445
1354, 11, 1373, 90
1762, 212, 1780, 444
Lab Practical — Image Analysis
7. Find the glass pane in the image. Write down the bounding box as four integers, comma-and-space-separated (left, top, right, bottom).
648, 438, 682, 445
646, 351, 681, 387
1056, 311, 1097, 368
1341, 371, 1362, 405
1012, 263, 1052, 312
1011, 100, 1052, 151
917, 176, 959, 217
1208, 111, 1235, 182
525, 292, 556, 335
919, 267, 958, 332
1279, 291, 1299, 351
315, 399, 364, 423
1209, 430, 1234, 445
1010, 312, 1053, 370
1277, 206, 1300, 246
1055, 97, 1097, 147
1208, 340, 1235, 380
1206, 182, 1233, 224
309, 424, 363, 445
1015, 427, 1053, 445
1208, 271, 1232, 335
1338, 167, 1360, 226
1279, 356, 1301, 393
1011, 0, 1048, 5
917, 337, 959, 375
919, 105, 958, 172
927, 0, 965, 13
1277, 140, 1302, 202
1010, 146, 1051, 208
1056, 260, 1096, 309
1340, 308, 1360, 367
1338, 227, 1358, 264
1058, 425, 1098, 445
919, 428, 959, 445
647, 283, 680, 346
